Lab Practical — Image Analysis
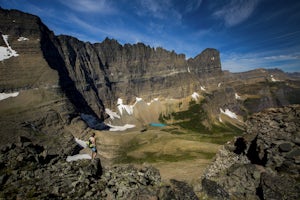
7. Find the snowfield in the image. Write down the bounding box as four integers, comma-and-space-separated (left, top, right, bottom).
117, 98, 134, 115
66, 154, 91, 162
0, 92, 19, 101
107, 124, 136, 131
17, 37, 29, 41
105, 108, 120, 120
0, 34, 19, 61
220, 108, 238, 119
192, 92, 200, 100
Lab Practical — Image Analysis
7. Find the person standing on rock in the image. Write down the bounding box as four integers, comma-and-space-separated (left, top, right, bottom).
88, 133, 97, 160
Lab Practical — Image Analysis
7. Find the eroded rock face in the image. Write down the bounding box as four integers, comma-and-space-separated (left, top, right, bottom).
0, 8, 222, 117
201, 105, 300, 200
0, 137, 198, 199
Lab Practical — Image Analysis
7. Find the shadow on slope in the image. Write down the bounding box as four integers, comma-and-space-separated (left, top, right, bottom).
39, 24, 101, 123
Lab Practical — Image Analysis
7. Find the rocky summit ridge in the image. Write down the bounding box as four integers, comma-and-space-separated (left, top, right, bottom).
201, 105, 300, 199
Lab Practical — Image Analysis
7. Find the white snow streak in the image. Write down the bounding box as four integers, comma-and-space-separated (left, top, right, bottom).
0, 34, 19, 61
146, 98, 159, 105
66, 154, 91, 162
0, 92, 19, 101
135, 97, 143, 102
219, 116, 223, 123
107, 124, 135, 131
17, 37, 29, 41
105, 108, 120, 120
66, 138, 91, 162
270, 75, 279, 82
75, 138, 87, 148
201, 86, 206, 91
235, 93, 241, 100
220, 108, 238, 119
191, 92, 200, 100
117, 98, 134, 115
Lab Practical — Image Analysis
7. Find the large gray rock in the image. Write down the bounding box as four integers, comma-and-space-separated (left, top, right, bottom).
201, 105, 300, 200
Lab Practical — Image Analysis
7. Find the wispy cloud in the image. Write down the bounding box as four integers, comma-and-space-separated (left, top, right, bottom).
59, 0, 116, 14
135, 0, 181, 21
213, 0, 260, 27
222, 51, 300, 72
184, 0, 203, 13
63, 14, 157, 45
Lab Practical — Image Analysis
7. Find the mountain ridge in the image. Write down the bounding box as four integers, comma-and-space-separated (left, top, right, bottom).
0, 7, 300, 148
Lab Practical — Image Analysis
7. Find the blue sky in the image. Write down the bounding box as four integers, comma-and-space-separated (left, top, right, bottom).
1, 0, 300, 72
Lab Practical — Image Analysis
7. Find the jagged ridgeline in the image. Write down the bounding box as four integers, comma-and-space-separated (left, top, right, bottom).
1, 7, 300, 145
1, 7, 300, 200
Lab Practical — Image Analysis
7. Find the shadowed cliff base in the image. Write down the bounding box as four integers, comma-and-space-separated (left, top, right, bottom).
39, 24, 103, 122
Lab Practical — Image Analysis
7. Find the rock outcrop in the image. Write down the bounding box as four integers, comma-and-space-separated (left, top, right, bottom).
201, 105, 300, 199
0, 136, 198, 199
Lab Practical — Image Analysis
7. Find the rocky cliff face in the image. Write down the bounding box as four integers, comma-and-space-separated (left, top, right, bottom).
0, 8, 223, 144
201, 105, 300, 199
0, 8, 222, 115
56, 35, 222, 111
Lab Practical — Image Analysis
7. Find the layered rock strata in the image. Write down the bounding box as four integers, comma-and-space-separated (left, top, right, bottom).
0, 8, 222, 119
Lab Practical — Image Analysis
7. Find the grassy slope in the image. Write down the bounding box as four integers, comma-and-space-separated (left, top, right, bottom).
104, 100, 243, 187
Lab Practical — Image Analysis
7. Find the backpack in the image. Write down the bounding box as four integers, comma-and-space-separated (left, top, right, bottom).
87, 139, 93, 148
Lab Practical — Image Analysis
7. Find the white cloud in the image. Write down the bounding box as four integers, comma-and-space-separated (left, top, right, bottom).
213, 0, 260, 27
60, 0, 115, 14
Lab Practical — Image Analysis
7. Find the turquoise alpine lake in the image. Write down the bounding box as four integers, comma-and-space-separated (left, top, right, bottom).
149, 123, 166, 127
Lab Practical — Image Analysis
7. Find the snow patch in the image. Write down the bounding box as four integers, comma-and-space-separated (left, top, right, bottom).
219, 116, 223, 123
107, 124, 135, 131
191, 92, 200, 100
117, 98, 134, 115
218, 83, 222, 87
201, 86, 206, 91
75, 138, 87, 148
135, 97, 143, 102
270, 75, 279, 82
187, 67, 191, 73
0, 92, 19, 101
0, 34, 19, 61
66, 154, 91, 162
235, 93, 241, 100
105, 108, 120, 120
147, 98, 159, 106
220, 108, 238, 119
17, 37, 29, 41
66, 138, 91, 162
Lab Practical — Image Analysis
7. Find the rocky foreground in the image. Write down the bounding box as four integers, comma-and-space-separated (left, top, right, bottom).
201, 105, 300, 200
0, 136, 198, 199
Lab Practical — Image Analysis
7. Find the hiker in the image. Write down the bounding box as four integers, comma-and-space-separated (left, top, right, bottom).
88, 133, 97, 160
